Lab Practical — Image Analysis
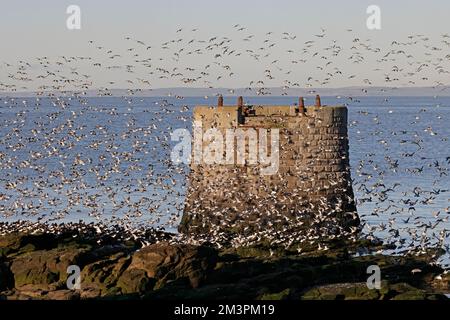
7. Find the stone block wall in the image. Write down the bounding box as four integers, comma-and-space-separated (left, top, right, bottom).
179, 98, 359, 245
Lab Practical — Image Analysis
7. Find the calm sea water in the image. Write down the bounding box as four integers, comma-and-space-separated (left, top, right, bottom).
1, 95, 449, 265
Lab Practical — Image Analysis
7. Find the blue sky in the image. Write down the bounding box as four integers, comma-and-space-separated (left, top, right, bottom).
1, 0, 450, 89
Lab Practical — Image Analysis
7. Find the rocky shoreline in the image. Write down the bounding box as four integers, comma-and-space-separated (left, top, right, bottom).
0, 222, 449, 300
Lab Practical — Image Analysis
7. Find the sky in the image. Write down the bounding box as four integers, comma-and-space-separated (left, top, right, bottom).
1, 0, 450, 90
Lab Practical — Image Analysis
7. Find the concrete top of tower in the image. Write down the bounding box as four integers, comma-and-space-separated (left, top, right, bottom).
193, 104, 347, 116
192, 96, 347, 125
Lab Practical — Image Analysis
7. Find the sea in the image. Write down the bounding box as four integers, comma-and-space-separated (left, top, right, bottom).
1, 95, 449, 266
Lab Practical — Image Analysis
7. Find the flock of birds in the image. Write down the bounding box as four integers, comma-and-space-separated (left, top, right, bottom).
349, 102, 449, 264
0, 25, 449, 266
2, 25, 450, 94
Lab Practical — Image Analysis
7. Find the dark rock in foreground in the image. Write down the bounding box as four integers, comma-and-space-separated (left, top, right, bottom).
0, 223, 449, 300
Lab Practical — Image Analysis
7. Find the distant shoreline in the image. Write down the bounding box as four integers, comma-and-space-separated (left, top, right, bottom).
1, 85, 450, 98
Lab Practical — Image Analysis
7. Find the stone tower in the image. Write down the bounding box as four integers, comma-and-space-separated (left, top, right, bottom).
179, 96, 359, 245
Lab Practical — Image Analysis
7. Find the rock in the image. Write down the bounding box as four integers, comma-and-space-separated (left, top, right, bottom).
0, 262, 13, 291
1, 290, 35, 300
0, 233, 57, 257
117, 268, 153, 294
1, 229, 449, 300
80, 252, 131, 297
80, 287, 103, 299
390, 290, 427, 300
301, 283, 381, 300
119, 242, 217, 292
299, 281, 447, 300
259, 288, 291, 300
8, 286, 47, 299
45, 289, 80, 300
0, 234, 25, 257
430, 272, 450, 292
10, 244, 90, 290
